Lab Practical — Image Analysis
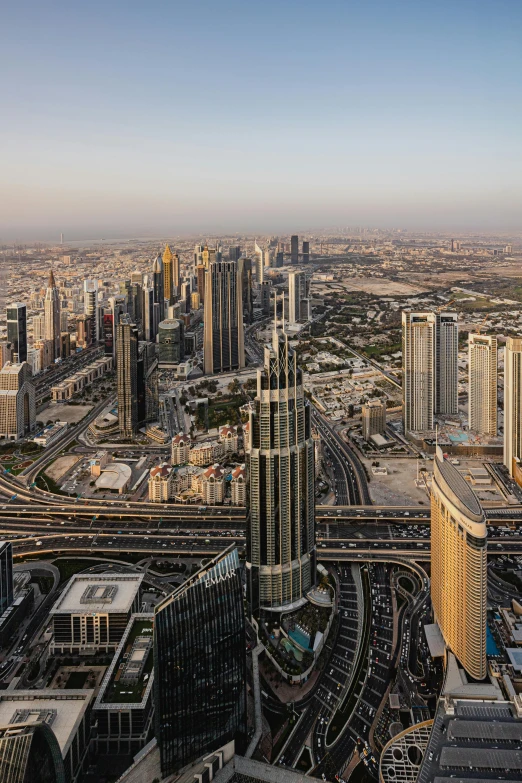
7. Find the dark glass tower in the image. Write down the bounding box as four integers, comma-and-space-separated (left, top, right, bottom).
154, 547, 247, 777
290, 234, 299, 263
0, 541, 13, 614
117, 315, 138, 438
6, 303, 27, 363
0, 722, 66, 783
246, 317, 316, 616
152, 252, 165, 330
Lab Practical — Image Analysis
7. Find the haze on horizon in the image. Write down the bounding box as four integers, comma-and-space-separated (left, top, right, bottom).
2, 0, 521, 242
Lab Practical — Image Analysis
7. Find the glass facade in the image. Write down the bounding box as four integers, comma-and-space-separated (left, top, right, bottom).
154, 547, 247, 777
0, 723, 66, 783
0, 542, 13, 615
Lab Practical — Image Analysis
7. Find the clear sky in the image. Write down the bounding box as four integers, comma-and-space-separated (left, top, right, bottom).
2, 0, 521, 240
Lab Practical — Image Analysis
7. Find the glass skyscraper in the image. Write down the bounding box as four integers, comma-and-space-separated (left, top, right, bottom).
154, 547, 246, 777
0, 541, 13, 614
6, 303, 27, 363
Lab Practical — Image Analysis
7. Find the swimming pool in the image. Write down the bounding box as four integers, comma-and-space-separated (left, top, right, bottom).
289, 628, 312, 651
486, 625, 501, 657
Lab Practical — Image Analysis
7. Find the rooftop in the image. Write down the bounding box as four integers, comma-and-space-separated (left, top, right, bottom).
434, 446, 484, 523
96, 615, 154, 708
50, 573, 143, 616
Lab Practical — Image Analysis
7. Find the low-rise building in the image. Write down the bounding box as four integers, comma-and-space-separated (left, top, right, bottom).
148, 463, 174, 502
51, 356, 113, 401
33, 420, 68, 448
49, 573, 144, 654
218, 424, 239, 454
200, 464, 225, 505
230, 464, 246, 505
171, 432, 191, 465
189, 440, 225, 467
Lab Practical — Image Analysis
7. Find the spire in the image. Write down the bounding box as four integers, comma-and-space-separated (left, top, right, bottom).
48, 269, 56, 289
163, 244, 173, 263
152, 252, 163, 274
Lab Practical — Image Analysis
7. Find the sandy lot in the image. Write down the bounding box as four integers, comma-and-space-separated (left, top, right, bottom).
341, 278, 428, 296
364, 458, 431, 506
46, 455, 81, 482
37, 403, 93, 425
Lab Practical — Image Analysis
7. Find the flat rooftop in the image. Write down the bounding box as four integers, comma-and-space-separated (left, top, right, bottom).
50, 573, 144, 616
0, 690, 93, 758
96, 615, 154, 708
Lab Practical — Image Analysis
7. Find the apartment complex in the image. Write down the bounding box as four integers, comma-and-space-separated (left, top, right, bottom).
0, 361, 36, 441
362, 399, 386, 441
203, 259, 245, 374
504, 337, 522, 477
468, 333, 497, 436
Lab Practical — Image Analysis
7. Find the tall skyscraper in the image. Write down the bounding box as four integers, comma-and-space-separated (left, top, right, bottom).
44, 271, 61, 361
172, 251, 180, 296
6, 303, 27, 363
246, 314, 315, 615
288, 270, 308, 325
0, 362, 36, 441
154, 547, 246, 777
0, 721, 66, 783
0, 541, 13, 615
402, 310, 458, 435
106, 295, 126, 363
203, 260, 245, 375
469, 333, 497, 437
158, 319, 185, 366
33, 314, 45, 342
162, 244, 174, 304
117, 315, 138, 438
137, 340, 159, 424
302, 240, 310, 262
504, 337, 522, 476
238, 257, 253, 325
253, 241, 264, 283
229, 245, 241, 261
152, 252, 165, 330
290, 234, 299, 263
431, 446, 487, 680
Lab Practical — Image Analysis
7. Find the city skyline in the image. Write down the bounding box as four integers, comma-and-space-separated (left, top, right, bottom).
2, 1, 522, 239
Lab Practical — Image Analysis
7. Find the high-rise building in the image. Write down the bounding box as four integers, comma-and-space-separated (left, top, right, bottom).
229, 245, 241, 261
504, 337, 522, 477
288, 270, 309, 325
180, 281, 191, 313
431, 446, 487, 680
106, 295, 126, 363
0, 721, 67, 783
238, 257, 253, 325
253, 241, 264, 284
162, 244, 174, 304
402, 310, 458, 435
44, 271, 61, 361
137, 341, 159, 424
154, 547, 246, 777
158, 319, 185, 366
246, 317, 315, 615
290, 234, 299, 263
84, 280, 99, 344
172, 251, 180, 296
59, 311, 68, 333
6, 303, 27, 363
117, 315, 138, 438
0, 541, 13, 615
142, 285, 155, 342
362, 400, 386, 441
76, 315, 92, 348
302, 240, 310, 262
203, 260, 245, 375
0, 362, 35, 441
152, 252, 165, 332
469, 333, 497, 437
32, 314, 46, 342
260, 281, 272, 316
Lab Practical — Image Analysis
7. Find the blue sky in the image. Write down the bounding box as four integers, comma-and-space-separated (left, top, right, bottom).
1, 0, 521, 239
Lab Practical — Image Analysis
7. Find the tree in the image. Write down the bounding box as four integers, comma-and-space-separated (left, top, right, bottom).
228, 378, 241, 395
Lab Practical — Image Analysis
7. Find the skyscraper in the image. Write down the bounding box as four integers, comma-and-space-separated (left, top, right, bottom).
287, 271, 308, 325
152, 252, 165, 331
154, 546, 246, 777
0, 721, 67, 783
469, 333, 497, 437
402, 310, 458, 435
6, 303, 27, 363
431, 446, 487, 680
33, 314, 45, 342
172, 251, 180, 296
238, 257, 253, 325
302, 240, 310, 262
162, 244, 174, 304
253, 241, 264, 284
229, 245, 241, 261
137, 340, 159, 424
504, 337, 522, 477
106, 295, 126, 363
0, 541, 13, 615
117, 315, 138, 438
44, 271, 61, 361
203, 260, 245, 374
290, 234, 299, 263
0, 362, 36, 441
158, 320, 185, 366
246, 313, 315, 615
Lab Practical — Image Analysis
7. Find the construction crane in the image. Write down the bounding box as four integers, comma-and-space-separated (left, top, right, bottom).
473, 314, 490, 334
436, 298, 455, 312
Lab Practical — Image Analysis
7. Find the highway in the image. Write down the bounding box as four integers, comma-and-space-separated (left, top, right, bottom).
312, 410, 370, 505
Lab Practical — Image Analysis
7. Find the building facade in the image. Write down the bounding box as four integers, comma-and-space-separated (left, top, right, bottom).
154, 547, 246, 777
0, 721, 66, 783
504, 337, 522, 477
117, 316, 138, 438
362, 399, 386, 441
84, 279, 99, 343
0, 362, 36, 441
431, 446, 487, 680
203, 260, 245, 375
468, 333, 497, 437
158, 319, 184, 366
0, 542, 13, 616
171, 433, 191, 465
6, 303, 27, 363
246, 322, 315, 615
44, 271, 61, 361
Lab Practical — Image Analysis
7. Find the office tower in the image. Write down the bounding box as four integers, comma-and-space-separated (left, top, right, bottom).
238, 257, 253, 325
253, 242, 264, 284
362, 400, 386, 441
83, 279, 99, 345
172, 251, 180, 296
60, 332, 70, 358
263, 247, 271, 268
137, 341, 159, 423
274, 250, 284, 268
131, 270, 143, 285
194, 243, 204, 273
302, 240, 310, 262
288, 270, 308, 325
59, 310, 68, 333
290, 234, 299, 263
152, 252, 165, 329
0, 342, 13, 368
0, 541, 13, 614
180, 281, 191, 313
117, 315, 138, 438
154, 547, 246, 777
469, 333, 497, 437
246, 315, 315, 615
76, 315, 92, 348
33, 314, 45, 342
435, 312, 458, 415
129, 282, 143, 337
6, 303, 27, 363
106, 295, 126, 362
162, 244, 174, 304
0, 362, 36, 441
0, 721, 67, 783
196, 265, 206, 304
229, 245, 241, 261
142, 285, 155, 342
504, 337, 522, 477
260, 281, 272, 316
44, 270, 61, 361
158, 319, 185, 366
402, 310, 458, 435
191, 291, 200, 310
203, 260, 245, 375
431, 446, 487, 679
